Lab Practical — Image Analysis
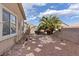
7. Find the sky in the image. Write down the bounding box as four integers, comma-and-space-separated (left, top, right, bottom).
23, 3, 79, 26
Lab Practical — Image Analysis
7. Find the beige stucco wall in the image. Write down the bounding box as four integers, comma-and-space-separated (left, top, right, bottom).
2, 3, 24, 20
0, 3, 24, 55
0, 4, 2, 39
2, 3, 24, 41
0, 36, 16, 55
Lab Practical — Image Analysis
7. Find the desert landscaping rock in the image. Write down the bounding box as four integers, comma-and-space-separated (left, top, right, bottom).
22, 42, 27, 48
3, 34, 79, 56
55, 46, 62, 50
26, 47, 31, 50
40, 38, 53, 44
32, 41, 36, 44
38, 44, 43, 47
34, 48, 42, 53
32, 39, 36, 40
60, 42, 66, 46
45, 36, 52, 40
51, 40, 56, 43
39, 37, 45, 40
17, 52, 22, 56
26, 52, 35, 56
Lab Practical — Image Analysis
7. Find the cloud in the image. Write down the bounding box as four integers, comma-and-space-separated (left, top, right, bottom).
22, 3, 38, 20
39, 9, 78, 17
33, 3, 46, 6
23, 3, 79, 18
29, 17, 37, 20
23, 3, 79, 25
70, 15, 79, 19
50, 6, 55, 8
38, 4, 79, 17
23, 3, 47, 19
69, 4, 79, 10
26, 16, 37, 22
22, 3, 37, 15
23, 3, 46, 10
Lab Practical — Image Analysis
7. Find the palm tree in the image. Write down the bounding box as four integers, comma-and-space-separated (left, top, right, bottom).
51, 16, 62, 31
37, 15, 62, 34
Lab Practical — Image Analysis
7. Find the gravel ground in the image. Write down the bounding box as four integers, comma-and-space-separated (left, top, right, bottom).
3, 34, 79, 56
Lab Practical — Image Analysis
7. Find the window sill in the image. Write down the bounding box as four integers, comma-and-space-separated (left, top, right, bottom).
0, 33, 17, 41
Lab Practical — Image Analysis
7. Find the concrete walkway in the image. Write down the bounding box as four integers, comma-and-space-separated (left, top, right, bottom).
3, 34, 79, 56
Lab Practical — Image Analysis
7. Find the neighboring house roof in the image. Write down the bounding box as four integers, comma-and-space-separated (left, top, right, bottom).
18, 3, 26, 20
62, 22, 69, 26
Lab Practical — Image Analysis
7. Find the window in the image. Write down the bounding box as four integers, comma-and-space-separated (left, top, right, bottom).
3, 9, 16, 36
3, 10, 10, 35
10, 14, 16, 34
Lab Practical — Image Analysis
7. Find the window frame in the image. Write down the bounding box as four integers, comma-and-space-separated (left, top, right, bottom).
2, 9, 16, 36
2, 9, 10, 36
10, 14, 16, 34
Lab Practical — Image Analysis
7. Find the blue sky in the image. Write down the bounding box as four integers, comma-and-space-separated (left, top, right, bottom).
23, 3, 79, 26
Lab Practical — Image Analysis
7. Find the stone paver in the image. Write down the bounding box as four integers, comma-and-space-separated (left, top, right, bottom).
40, 36, 53, 44
32, 39, 36, 40
51, 40, 56, 43
34, 48, 42, 53
38, 44, 43, 47
55, 46, 62, 50
60, 42, 66, 46
32, 41, 36, 44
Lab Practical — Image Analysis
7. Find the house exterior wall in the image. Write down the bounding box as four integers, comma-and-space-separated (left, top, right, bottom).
2, 3, 24, 41
0, 3, 24, 55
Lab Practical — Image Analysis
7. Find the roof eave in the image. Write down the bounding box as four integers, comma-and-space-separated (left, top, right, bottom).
17, 3, 26, 20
